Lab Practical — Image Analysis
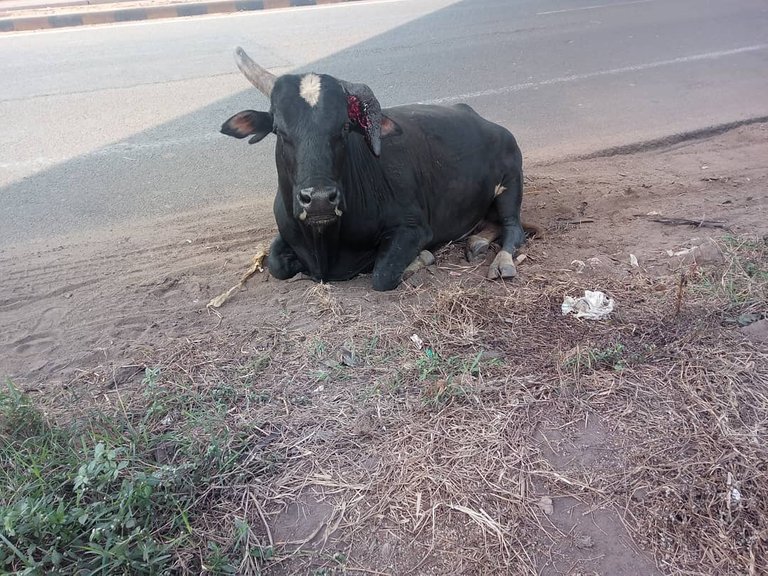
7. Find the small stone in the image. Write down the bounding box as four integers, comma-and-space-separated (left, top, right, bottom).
739, 319, 768, 344
353, 410, 378, 437
681, 240, 723, 266
538, 496, 554, 515
340, 346, 356, 367
480, 350, 503, 360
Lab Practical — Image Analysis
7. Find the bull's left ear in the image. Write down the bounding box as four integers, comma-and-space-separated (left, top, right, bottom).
220, 110, 273, 144
342, 80, 396, 157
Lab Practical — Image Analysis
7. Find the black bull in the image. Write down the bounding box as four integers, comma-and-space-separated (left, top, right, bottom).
221, 47, 535, 291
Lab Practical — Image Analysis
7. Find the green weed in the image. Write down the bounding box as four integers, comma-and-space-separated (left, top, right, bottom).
0, 371, 277, 575
563, 343, 628, 373
690, 235, 768, 316
421, 378, 470, 407
416, 349, 498, 382
416, 350, 502, 407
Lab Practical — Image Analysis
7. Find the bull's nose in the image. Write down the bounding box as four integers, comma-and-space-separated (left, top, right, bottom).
298, 187, 340, 211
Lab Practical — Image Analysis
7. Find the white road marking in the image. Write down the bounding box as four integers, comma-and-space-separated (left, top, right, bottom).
423, 44, 768, 105
537, 0, 661, 16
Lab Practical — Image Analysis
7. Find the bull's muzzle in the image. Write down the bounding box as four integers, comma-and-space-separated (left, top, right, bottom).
297, 186, 343, 226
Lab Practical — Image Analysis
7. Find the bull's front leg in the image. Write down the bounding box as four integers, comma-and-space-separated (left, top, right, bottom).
372, 225, 432, 291
267, 235, 308, 280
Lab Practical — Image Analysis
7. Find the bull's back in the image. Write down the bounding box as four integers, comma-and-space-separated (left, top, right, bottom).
382, 104, 520, 245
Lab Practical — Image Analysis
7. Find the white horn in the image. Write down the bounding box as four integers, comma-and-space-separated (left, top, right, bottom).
234, 46, 276, 97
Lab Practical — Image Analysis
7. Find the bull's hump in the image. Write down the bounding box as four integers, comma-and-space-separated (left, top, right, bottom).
300, 73, 322, 107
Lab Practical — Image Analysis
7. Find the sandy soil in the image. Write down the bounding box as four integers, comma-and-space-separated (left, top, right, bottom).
3, 122, 765, 389
1, 121, 767, 575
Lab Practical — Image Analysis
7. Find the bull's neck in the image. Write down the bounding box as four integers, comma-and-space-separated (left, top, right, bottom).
300, 222, 340, 280
340, 134, 390, 214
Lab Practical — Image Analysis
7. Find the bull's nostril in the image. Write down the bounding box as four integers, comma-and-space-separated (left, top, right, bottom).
328, 190, 339, 204
299, 189, 312, 205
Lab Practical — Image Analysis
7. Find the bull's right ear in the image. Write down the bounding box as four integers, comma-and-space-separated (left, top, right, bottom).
220, 110, 273, 144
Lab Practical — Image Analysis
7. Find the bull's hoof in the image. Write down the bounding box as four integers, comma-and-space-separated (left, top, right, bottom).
402, 250, 436, 280
466, 235, 490, 262
487, 250, 518, 280
419, 250, 436, 267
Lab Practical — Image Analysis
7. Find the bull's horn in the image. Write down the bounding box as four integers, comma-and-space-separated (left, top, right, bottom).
234, 46, 276, 97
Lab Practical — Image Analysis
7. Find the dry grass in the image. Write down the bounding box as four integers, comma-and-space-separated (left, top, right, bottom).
12, 235, 767, 575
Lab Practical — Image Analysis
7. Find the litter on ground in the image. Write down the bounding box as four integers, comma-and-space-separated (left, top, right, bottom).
561, 290, 615, 320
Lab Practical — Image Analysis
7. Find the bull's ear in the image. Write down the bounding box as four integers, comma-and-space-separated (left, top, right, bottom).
380, 115, 401, 138
220, 110, 273, 144
341, 81, 384, 157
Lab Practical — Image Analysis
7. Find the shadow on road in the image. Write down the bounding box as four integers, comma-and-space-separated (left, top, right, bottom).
3, 0, 555, 246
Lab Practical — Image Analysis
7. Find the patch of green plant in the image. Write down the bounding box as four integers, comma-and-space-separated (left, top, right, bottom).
415, 350, 504, 407
0, 369, 278, 575
240, 354, 272, 379
203, 541, 237, 575
690, 235, 768, 312
310, 553, 348, 576
365, 370, 406, 400
421, 378, 470, 407
721, 234, 767, 253
416, 349, 500, 382
563, 343, 628, 373
0, 386, 175, 574
296, 394, 313, 407
310, 338, 327, 359
331, 551, 347, 566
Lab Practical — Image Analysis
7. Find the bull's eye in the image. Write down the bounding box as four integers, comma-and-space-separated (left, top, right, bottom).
330, 133, 344, 148
331, 124, 349, 148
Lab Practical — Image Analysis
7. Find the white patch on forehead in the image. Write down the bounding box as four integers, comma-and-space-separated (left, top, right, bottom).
299, 73, 322, 107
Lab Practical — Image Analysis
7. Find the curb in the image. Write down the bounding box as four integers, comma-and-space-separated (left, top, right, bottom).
0, 0, 360, 32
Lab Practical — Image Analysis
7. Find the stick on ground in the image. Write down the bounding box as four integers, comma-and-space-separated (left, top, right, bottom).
634, 215, 728, 229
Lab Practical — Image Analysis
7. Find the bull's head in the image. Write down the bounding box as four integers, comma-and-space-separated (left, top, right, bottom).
221, 47, 397, 229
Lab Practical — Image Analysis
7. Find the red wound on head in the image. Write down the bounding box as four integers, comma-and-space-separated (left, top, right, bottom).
347, 95, 371, 131
342, 83, 382, 156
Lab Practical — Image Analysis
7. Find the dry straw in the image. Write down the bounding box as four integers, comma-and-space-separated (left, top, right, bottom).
39, 236, 768, 574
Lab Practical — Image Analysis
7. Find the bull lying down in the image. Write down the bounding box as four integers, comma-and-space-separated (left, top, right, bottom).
221, 47, 534, 292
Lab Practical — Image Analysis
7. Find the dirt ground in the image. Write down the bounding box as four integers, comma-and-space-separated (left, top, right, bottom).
2, 121, 767, 575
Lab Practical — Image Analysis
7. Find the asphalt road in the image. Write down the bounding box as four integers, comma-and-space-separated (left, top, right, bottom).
2, 0, 767, 247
